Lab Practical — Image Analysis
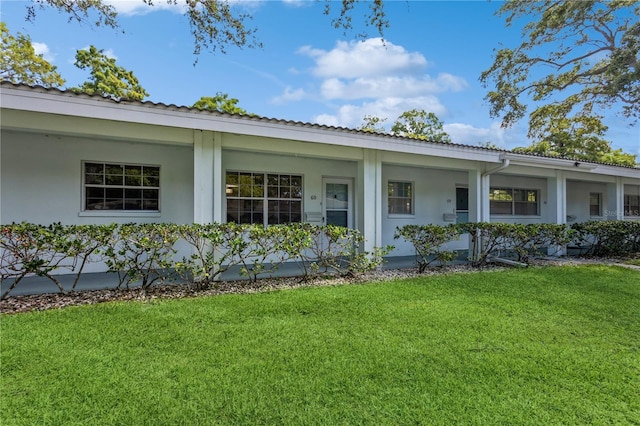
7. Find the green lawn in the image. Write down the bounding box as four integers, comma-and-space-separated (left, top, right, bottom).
1, 265, 639, 425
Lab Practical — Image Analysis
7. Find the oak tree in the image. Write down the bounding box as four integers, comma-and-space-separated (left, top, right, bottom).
391, 109, 452, 143
358, 115, 388, 133
22, 0, 389, 56
481, 1, 640, 130
513, 112, 637, 167
0, 22, 65, 87
192, 93, 249, 115
73, 45, 149, 100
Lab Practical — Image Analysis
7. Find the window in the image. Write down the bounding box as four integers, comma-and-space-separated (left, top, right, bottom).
456, 187, 469, 223
84, 162, 159, 211
226, 171, 302, 225
388, 181, 414, 215
624, 185, 640, 217
589, 193, 602, 216
490, 187, 539, 216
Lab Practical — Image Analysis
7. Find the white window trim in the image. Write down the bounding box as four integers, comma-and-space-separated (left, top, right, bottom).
225, 170, 304, 226
81, 160, 161, 216
489, 187, 541, 217
624, 185, 640, 217
387, 180, 415, 218
589, 192, 603, 218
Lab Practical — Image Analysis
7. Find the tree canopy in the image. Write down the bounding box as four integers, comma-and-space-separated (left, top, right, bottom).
391, 109, 452, 143
192, 93, 249, 115
73, 45, 149, 101
513, 112, 637, 167
357, 110, 452, 143
481, 1, 640, 130
23, 0, 389, 56
358, 115, 388, 133
481, 0, 639, 167
0, 22, 65, 87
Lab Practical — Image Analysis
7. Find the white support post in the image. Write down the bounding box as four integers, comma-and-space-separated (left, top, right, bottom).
606, 177, 624, 220
480, 173, 491, 223
467, 168, 484, 260
360, 149, 382, 253
547, 170, 567, 225
193, 130, 214, 224
547, 170, 567, 256
212, 132, 223, 224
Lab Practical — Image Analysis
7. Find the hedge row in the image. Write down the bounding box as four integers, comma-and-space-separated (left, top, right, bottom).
395, 221, 640, 270
0, 222, 393, 299
2, 220, 638, 299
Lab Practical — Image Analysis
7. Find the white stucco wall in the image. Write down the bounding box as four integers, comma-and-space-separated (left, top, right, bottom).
1, 130, 194, 225
381, 165, 469, 256
566, 180, 608, 223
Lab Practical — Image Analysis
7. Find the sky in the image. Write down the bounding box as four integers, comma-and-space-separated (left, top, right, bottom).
2, 0, 639, 156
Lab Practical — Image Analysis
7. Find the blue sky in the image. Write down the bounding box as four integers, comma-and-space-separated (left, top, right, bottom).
2, 0, 639, 156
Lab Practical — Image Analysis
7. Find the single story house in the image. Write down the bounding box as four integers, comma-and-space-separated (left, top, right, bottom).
2, 82, 639, 262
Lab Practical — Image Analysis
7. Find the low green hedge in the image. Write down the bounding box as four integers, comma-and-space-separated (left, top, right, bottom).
396, 221, 640, 268
2, 220, 638, 298
0, 222, 393, 299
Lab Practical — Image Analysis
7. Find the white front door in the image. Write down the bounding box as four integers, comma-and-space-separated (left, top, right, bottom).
323, 178, 353, 227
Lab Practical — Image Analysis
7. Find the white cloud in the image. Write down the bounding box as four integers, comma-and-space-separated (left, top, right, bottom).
314, 96, 448, 129
281, 0, 313, 8
444, 121, 527, 147
298, 38, 427, 79
272, 87, 306, 104
320, 74, 467, 101
32, 42, 54, 62
104, 0, 185, 16
282, 38, 468, 129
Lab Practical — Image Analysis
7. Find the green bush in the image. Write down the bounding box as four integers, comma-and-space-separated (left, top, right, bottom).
394, 224, 462, 272
458, 222, 574, 266
571, 220, 640, 256
1, 222, 390, 297
102, 223, 179, 290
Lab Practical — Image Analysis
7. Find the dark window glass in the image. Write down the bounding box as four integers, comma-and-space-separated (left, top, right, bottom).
226, 172, 303, 225
84, 162, 159, 211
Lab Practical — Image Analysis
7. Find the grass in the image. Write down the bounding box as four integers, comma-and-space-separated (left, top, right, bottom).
624, 258, 640, 266
1, 265, 639, 425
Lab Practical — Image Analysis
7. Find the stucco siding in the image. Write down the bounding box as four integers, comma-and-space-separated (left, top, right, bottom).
566, 181, 608, 223
381, 165, 468, 256
1, 130, 194, 225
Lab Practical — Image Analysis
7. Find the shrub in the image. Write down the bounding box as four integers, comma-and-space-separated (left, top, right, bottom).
459, 222, 574, 266
394, 224, 462, 272
175, 223, 240, 288
0, 222, 70, 299
571, 220, 640, 257
102, 223, 179, 290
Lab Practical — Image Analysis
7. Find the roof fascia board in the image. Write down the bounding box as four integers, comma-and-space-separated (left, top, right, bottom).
1, 86, 503, 164
1, 109, 193, 145
501, 153, 640, 178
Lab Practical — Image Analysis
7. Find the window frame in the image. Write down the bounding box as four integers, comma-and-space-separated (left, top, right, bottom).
624, 185, 640, 217
81, 161, 161, 216
489, 187, 540, 216
387, 180, 415, 217
589, 192, 603, 217
225, 170, 304, 226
